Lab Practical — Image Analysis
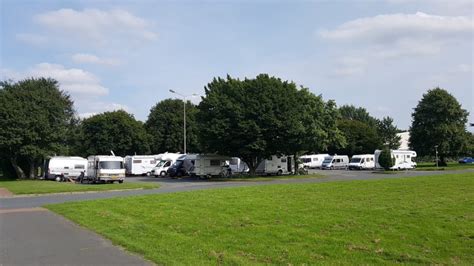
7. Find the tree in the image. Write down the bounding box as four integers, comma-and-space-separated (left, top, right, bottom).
410, 88, 469, 165
0, 78, 74, 179
335, 119, 382, 156
377, 117, 401, 149
145, 99, 199, 154
339, 105, 378, 127
378, 148, 394, 170
197, 74, 343, 175
79, 110, 150, 157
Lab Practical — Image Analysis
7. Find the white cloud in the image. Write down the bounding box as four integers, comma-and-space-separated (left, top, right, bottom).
33, 8, 157, 44
71, 53, 121, 66
15, 33, 48, 45
27, 63, 109, 95
78, 102, 130, 119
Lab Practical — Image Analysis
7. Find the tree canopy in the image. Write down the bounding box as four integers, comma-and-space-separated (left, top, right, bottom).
79, 110, 151, 157
410, 88, 469, 164
145, 99, 199, 154
0, 78, 74, 178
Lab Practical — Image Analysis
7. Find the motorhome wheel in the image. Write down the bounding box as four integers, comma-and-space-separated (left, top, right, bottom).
160, 171, 166, 177
118, 180, 123, 184
277, 170, 283, 176
55, 176, 61, 182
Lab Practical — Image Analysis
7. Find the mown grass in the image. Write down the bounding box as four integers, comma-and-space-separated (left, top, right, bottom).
416, 162, 474, 171
0, 180, 159, 195
47, 173, 474, 265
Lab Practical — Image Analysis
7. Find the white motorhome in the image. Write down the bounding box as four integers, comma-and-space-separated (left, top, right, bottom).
124, 155, 160, 176
229, 157, 249, 174
348, 154, 375, 170
44, 156, 88, 181
299, 154, 329, 169
87, 155, 125, 183
375, 149, 417, 170
321, 155, 349, 170
187, 154, 231, 178
255, 155, 294, 175
151, 152, 182, 177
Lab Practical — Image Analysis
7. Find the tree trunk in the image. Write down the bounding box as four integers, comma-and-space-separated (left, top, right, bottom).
439, 155, 447, 167
244, 156, 257, 176
28, 160, 36, 179
293, 153, 299, 175
10, 157, 26, 179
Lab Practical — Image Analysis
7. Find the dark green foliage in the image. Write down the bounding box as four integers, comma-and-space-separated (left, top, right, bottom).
145, 99, 199, 153
378, 148, 394, 170
79, 110, 150, 157
197, 74, 344, 174
0, 78, 74, 178
339, 105, 378, 127
410, 88, 469, 164
377, 117, 401, 149
336, 119, 382, 156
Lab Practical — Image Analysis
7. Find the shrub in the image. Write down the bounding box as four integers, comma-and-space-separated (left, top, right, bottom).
379, 148, 394, 170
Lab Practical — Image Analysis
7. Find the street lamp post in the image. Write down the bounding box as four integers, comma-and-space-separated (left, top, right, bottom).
169, 89, 197, 154
434, 145, 439, 168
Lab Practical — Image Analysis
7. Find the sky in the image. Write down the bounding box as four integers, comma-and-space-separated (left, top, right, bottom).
1, 0, 473, 130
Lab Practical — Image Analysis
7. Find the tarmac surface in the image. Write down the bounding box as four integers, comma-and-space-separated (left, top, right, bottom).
1, 169, 472, 265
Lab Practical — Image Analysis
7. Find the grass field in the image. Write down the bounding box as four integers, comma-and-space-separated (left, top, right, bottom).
47, 173, 474, 265
416, 162, 474, 171
210, 173, 324, 182
0, 180, 159, 195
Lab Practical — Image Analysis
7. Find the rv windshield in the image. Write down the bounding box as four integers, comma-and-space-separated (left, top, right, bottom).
323, 158, 332, 163
350, 158, 361, 163
172, 160, 183, 167
156, 160, 167, 167
99, 161, 123, 169
301, 158, 311, 163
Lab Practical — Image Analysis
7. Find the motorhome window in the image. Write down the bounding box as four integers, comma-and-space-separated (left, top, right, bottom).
313, 158, 318, 161
281, 158, 287, 163
230, 158, 239, 165
350, 158, 361, 163
336, 159, 341, 163
173, 160, 183, 167
99, 161, 123, 169
361, 158, 365, 163
156, 160, 166, 167
164, 161, 171, 167
210, 160, 221, 166
407, 155, 410, 158
150, 160, 156, 164
64, 166, 70, 169
133, 160, 142, 163
302, 158, 311, 163
74, 165, 85, 169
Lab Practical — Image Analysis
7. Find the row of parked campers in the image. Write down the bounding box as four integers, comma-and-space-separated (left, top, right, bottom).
299, 150, 417, 170
44, 155, 125, 182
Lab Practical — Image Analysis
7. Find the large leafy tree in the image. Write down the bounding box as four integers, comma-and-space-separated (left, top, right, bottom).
339, 105, 378, 127
410, 88, 469, 165
145, 99, 199, 154
79, 110, 150, 157
197, 74, 343, 174
377, 117, 401, 149
336, 119, 381, 156
0, 78, 74, 179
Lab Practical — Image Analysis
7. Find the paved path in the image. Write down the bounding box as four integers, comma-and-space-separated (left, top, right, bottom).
0, 169, 472, 265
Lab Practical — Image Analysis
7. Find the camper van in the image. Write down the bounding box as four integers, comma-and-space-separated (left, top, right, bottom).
124, 155, 160, 176
375, 149, 417, 170
321, 155, 349, 170
44, 156, 88, 181
151, 153, 182, 177
348, 154, 375, 170
187, 154, 231, 178
87, 155, 125, 183
229, 157, 249, 174
167, 154, 194, 178
255, 155, 294, 175
299, 154, 329, 169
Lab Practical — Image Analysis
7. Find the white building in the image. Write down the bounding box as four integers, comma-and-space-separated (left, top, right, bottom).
397, 131, 410, 150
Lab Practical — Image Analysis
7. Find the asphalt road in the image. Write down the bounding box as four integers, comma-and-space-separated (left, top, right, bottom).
0, 169, 472, 265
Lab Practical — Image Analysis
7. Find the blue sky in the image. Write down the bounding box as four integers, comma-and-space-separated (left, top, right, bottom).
1, 0, 473, 130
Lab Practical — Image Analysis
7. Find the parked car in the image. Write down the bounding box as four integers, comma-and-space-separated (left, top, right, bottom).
458, 157, 474, 164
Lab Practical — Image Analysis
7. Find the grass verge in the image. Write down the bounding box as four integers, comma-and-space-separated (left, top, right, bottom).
415, 162, 474, 171
0, 180, 159, 195
47, 173, 474, 265
209, 173, 324, 182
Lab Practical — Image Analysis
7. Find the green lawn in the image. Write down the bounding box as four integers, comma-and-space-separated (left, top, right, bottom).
210, 173, 324, 182
0, 180, 159, 195
416, 162, 474, 171
47, 173, 474, 265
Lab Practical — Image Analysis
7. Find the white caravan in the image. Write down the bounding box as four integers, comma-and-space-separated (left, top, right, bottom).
87, 155, 125, 183
124, 155, 160, 176
348, 154, 375, 170
375, 149, 417, 170
187, 154, 231, 178
44, 156, 88, 181
255, 155, 294, 175
151, 152, 182, 177
321, 155, 349, 170
229, 157, 249, 174
299, 154, 329, 169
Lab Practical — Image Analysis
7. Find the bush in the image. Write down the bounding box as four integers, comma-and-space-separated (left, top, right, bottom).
379, 148, 394, 170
